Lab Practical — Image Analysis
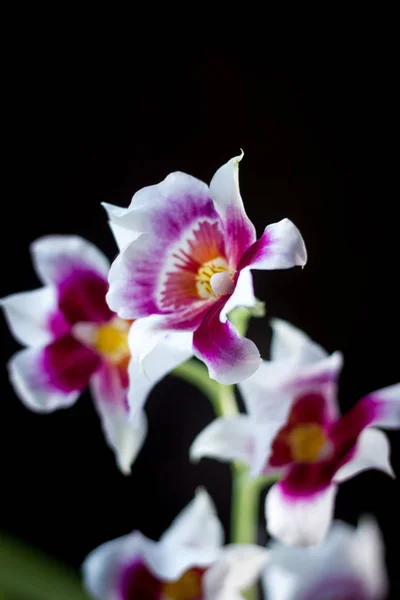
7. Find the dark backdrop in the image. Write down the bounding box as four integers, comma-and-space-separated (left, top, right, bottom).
2, 42, 399, 597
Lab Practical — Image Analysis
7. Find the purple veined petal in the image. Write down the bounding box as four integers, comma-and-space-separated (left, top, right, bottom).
263, 517, 387, 600
270, 318, 327, 364
107, 215, 226, 321
31, 235, 110, 285
0, 287, 69, 347
209, 153, 257, 266
8, 336, 100, 412
359, 382, 400, 429
193, 298, 261, 385
334, 427, 395, 483
189, 415, 257, 467
238, 218, 307, 272
90, 362, 148, 475
265, 481, 337, 547
204, 544, 269, 600
127, 328, 193, 422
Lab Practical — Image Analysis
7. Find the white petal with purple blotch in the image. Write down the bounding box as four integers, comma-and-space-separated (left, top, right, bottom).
334, 427, 395, 482
8, 348, 81, 412
0, 287, 62, 347
190, 415, 256, 466
32, 235, 110, 285
193, 300, 261, 385
204, 544, 269, 600
91, 363, 148, 475
265, 482, 337, 547
240, 218, 307, 271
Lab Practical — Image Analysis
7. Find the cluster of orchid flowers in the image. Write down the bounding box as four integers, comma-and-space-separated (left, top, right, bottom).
2, 154, 399, 599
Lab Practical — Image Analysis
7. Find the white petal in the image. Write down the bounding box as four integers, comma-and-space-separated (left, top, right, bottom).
270, 318, 327, 363
190, 415, 256, 466
82, 531, 158, 600
247, 219, 307, 270
103, 202, 143, 251
90, 364, 147, 475
265, 483, 337, 547
31, 235, 110, 285
263, 517, 388, 600
160, 488, 224, 552
220, 268, 257, 323
204, 544, 269, 600
1, 287, 60, 347
127, 326, 193, 421
334, 427, 395, 482
8, 348, 80, 412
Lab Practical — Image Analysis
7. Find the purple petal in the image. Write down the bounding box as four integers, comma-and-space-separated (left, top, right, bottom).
119, 559, 162, 599
238, 218, 307, 271
193, 298, 261, 384
209, 154, 256, 266
359, 383, 400, 429
58, 269, 112, 325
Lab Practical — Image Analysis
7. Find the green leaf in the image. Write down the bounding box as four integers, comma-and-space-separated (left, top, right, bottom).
0, 533, 91, 600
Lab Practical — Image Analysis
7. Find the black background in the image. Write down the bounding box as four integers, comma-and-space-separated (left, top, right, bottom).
1, 31, 399, 599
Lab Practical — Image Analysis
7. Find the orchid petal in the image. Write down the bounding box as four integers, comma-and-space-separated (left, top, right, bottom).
127, 328, 193, 421
31, 235, 110, 285
190, 415, 256, 466
204, 544, 269, 600
362, 382, 400, 429
265, 482, 337, 547
239, 218, 307, 271
103, 202, 143, 250
0, 287, 68, 347
209, 153, 256, 265
193, 300, 261, 384
263, 517, 387, 600
8, 338, 100, 412
160, 488, 224, 554
334, 427, 395, 482
91, 363, 147, 475
270, 318, 327, 363
220, 268, 257, 322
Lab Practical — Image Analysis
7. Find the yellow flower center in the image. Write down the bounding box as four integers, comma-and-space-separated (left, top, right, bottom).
162, 568, 203, 600
288, 423, 327, 463
196, 257, 231, 298
93, 321, 130, 364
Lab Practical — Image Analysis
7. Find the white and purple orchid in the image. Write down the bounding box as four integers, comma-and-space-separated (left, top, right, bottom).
82, 489, 268, 600
263, 516, 388, 600
105, 154, 307, 386
1, 235, 192, 474
191, 319, 400, 546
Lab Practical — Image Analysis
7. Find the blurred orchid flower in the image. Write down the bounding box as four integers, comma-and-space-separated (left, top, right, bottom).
82, 488, 268, 600
105, 153, 307, 385
191, 319, 399, 546
1, 236, 192, 474
263, 516, 387, 600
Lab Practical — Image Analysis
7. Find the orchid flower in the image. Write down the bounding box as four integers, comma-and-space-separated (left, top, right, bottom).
263, 517, 387, 600
1, 236, 192, 474
191, 319, 399, 546
82, 488, 268, 600
104, 154, 307, 386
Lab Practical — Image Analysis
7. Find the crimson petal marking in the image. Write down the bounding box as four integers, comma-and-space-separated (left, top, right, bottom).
58, 269, 112, 325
